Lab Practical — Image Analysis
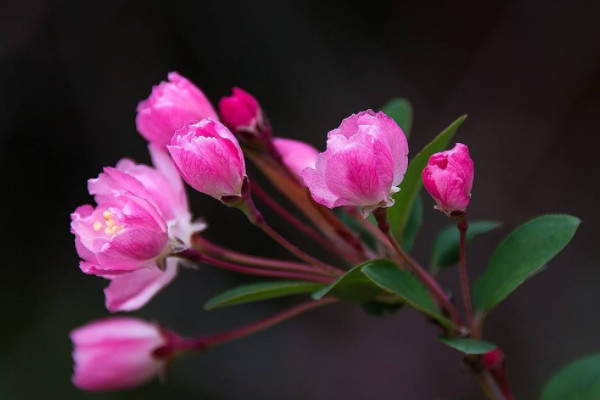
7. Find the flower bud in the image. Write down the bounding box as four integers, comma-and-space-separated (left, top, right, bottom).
219, 87, 270, 139
168, 119, 247, 201
136, 72, 218, 148
422, 143, 474, 216
70, 317, 167, 392
482, 349, 514, 400
272, 137, 318, 179
302, 110, 409, 216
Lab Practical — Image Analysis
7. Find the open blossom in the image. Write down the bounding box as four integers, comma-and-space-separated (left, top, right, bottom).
71, 146, 203, 311
168, 119, 247, 200
422, 143, 474, 215
71, 317, 167, 392
136, 72, 218, 148
219, 87, 269, 137
70, 196, 170, 275
272, 137, 318, 178
302, 110, 409, 216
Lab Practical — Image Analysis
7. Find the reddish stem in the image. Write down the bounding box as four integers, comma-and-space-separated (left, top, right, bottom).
372, 208, 465, 328
192, 235, 335, 277
458, 218, 473, 325
251, 182, 344, 258
177, 249, 334, 284
241, 192, 345, 275
165, 298, 338, 352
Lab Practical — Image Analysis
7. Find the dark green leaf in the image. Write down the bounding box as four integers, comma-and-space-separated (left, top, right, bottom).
402, 195, 424, 252
473, 214, 580, 312
361, 260, 452, 328
312, 263, 383, 302
540, 354, 600, 400
431, 220, 501, 269
388, 115, 467, 241
205, 280, 325, 310
381, 97, 413, 137
438, 337, 497, 355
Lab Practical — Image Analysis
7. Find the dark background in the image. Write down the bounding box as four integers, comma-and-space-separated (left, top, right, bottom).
2, 1, 600, 399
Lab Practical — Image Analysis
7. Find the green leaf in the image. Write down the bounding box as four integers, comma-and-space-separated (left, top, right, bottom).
205, 280, 325, 310
388, 115, 467, 241
431, 220, 501, 269
361, 260, 453, 328
402, 195, 423, 252
312, 262, 383, 302
473, 214, 580, 312
381, 97, 413, 137
540, 354, 600, 400
438, 337, 497, 355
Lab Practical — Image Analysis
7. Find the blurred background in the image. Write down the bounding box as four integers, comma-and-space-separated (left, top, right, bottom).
2, 0, 600, 399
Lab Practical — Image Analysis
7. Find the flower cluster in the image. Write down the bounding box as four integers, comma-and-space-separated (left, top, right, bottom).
70, 71, 574, 400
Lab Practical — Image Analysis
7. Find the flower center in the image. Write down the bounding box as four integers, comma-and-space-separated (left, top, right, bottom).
93, 211, 124, 236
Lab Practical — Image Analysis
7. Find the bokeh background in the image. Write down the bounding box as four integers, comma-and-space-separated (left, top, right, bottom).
2, 1, 600, 399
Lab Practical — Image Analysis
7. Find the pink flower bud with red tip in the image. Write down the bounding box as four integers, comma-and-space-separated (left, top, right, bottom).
168, 119, 247, 201
136, 72, 218, 148
273, 137, 319, 179
302, 110, 409, 216
482, 348, 514, 400
70, 317, 168, 392
422, 143, 474, 217
219, 87, 270, 139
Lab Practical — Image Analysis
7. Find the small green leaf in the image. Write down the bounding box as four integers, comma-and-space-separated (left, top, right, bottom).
473, 214, 580, 312
312, 262, 383, 302
402, 195, 423, 252
388, 115, 467, 241
205, 281, 325, 310
438, 337, 497, 355
361, 261, 452, 328
381, 97, 413, 137
431, 220, 501, 269
540, 354, 600, 400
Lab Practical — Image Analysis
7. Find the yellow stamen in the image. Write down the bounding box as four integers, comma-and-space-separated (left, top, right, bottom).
93, 221, 103, 231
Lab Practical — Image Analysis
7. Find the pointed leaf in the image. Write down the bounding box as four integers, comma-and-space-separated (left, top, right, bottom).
473, 214, 580, 312
540, 354, 600, 400
381, 97, 413, 137
438, 337, 497, 355
205, 280, 325, 310
431, 220, 501, 269
361, 260, 452, 328
388, 115, 467, 241
312, 263, 383, 302
402, 195, 424, 252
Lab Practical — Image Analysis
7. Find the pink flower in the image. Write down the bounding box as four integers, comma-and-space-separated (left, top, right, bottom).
272, 137, 319, 178
302, 110, 409, 216
103, 258, 178, 312
70, 196, 170, 275
168, 119, 247, 200
72, 146, 205, 311
219, 87, 269, 137
422, 143, 474, 216
70, 317, 167, 392
136, 72, 218, 148
89, 145, 202, 244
